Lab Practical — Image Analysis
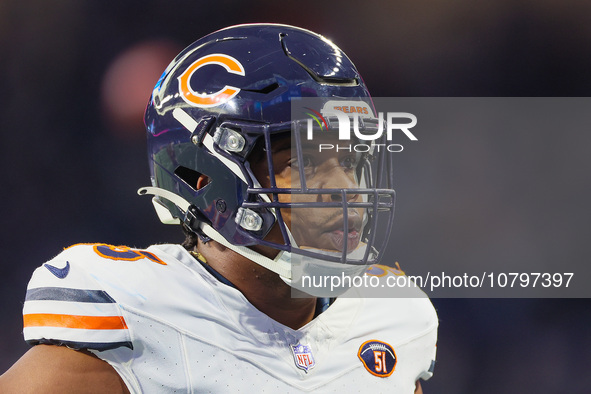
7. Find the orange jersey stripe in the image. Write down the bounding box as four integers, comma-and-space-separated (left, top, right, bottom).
23, 313, 128, 330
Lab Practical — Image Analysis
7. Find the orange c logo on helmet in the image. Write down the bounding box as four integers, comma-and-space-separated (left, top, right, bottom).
178, 53, 245, 108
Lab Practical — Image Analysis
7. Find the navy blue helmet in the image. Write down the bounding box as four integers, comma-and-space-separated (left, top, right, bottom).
139, 24, 395, 295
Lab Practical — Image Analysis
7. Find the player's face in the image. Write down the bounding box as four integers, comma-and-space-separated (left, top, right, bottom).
251, 134, 365, 254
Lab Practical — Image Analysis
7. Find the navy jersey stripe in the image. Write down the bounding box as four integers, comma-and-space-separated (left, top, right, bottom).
26, 287, 116, 303
27, 338, 133, 351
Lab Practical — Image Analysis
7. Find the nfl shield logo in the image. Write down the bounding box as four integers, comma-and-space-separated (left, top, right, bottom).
290, 343, 316, 372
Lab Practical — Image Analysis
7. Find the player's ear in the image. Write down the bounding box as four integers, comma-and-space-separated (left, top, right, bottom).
196, 175, 210, 190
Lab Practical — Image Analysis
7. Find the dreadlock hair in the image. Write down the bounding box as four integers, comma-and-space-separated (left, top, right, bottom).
181, 223, 198, 251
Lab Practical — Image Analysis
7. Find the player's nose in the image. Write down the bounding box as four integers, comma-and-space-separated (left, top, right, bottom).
319, 167, 359, 203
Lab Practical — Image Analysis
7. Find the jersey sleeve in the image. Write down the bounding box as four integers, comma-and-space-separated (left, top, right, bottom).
22, 245, 132, 351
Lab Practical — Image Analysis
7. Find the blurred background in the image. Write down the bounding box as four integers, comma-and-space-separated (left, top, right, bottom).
1, 0, 590, 392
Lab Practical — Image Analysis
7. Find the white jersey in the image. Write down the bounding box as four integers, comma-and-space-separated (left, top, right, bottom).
23, 243, 438, 393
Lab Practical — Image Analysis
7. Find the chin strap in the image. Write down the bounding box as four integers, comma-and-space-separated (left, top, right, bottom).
199, 223, 292, 279
137, 186, 293, 280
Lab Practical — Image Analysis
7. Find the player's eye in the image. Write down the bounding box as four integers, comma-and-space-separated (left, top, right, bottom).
290, 155, 315, 176
290, 155, 314, 168
340, 155, 358, 170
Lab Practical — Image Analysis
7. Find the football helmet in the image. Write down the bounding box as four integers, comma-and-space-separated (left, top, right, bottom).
139, 23, 395, 296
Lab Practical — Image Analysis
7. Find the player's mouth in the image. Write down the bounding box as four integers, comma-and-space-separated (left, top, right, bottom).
325, 215, 362, 252
328, 229, 361, 252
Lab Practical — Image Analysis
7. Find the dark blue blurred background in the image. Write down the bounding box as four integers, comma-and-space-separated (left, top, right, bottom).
1, 1, 590, 392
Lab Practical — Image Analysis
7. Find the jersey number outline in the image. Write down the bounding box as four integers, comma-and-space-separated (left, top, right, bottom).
92, 244, 167, 265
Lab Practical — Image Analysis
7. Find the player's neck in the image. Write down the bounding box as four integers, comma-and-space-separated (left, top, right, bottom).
196, 240, 317, 330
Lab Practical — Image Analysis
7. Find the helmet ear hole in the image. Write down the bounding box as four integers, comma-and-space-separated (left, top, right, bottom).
175, 166, 210, 191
